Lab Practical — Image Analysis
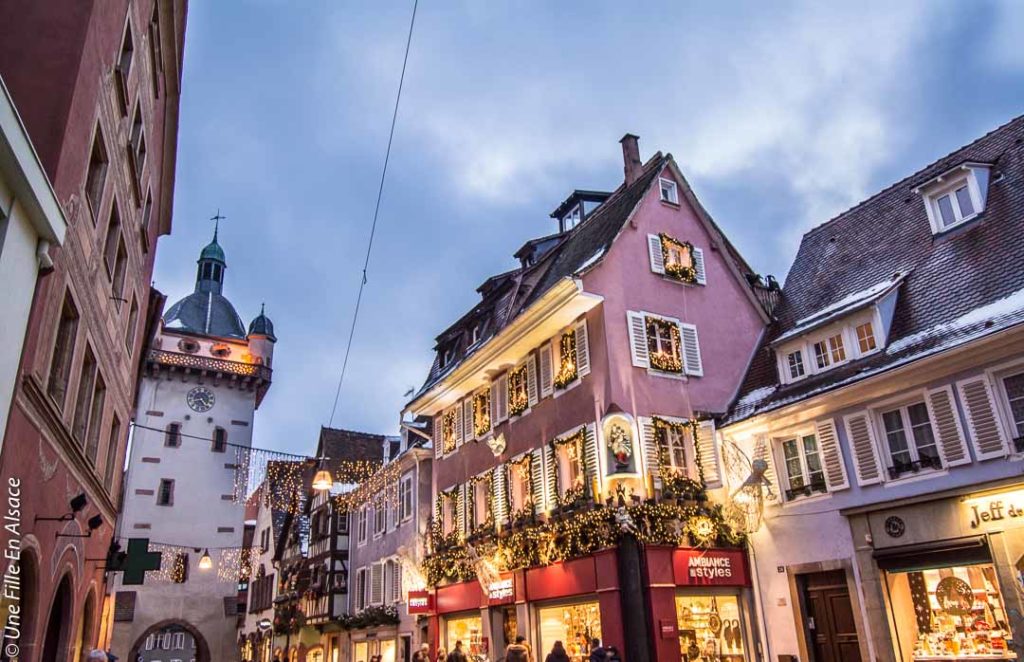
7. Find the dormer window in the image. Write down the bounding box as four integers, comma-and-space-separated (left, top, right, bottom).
470, 324, 481, 345
855, 322, 876, 353
812, 334, 846, 370
441, 346, 455, 368
564, 204, 582, 230
786, 350, 805, 379
915, 163, 990, 234
659, 177, 679, 204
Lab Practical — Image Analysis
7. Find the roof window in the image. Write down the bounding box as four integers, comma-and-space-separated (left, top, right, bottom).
914, 163, 990, 234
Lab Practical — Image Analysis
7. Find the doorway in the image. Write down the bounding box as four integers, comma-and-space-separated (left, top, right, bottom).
40, 574, 73, 662
799, 570, 861, 662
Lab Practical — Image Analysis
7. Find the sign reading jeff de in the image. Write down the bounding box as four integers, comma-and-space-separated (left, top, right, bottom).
673, 549, 750, 587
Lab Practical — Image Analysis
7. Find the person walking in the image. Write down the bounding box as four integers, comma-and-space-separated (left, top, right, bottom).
604, 645, 622, 662
588, 638, 605, 662
544, 641, 570, 662
504, 635, 532, 662
413, 643, 432, 662
447, 640, 469, 662
435, 647, 448, 662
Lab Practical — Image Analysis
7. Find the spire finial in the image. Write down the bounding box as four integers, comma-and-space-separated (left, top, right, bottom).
210, 209, 227, 241
260, 302, 265, 315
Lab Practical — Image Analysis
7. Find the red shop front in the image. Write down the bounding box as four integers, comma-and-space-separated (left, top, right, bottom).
426, 549, 625, 662
645, 546, 755, 662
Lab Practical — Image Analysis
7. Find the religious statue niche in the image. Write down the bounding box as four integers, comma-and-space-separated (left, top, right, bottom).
602, 414, 638, 476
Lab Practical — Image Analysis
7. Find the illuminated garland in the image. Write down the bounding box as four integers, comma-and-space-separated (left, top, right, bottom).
647, 317, 683, 372
331, 460, 402, 513
506, 455, 533, 516
467, 473, 494, 536
659, 233, 697, 283
553, 331, 578, 389
651, 416, 707, 489
337, 605, 400, 630
473, 391, 491, 437
508, 364, 529, 417
550, 427, 587, 509
442, 409, 458, 453
422, 501, 742, 586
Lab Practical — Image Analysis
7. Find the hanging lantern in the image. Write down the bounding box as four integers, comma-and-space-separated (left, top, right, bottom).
312, 469, 333, 491
198, 548, 213, 570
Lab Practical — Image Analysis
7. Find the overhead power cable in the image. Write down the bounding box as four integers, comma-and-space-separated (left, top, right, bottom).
328, 0, 420, 427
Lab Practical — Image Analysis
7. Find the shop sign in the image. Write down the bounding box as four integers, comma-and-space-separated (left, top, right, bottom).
487, 576, 515, 605
673, 549, 749, 586
966, 491, 1024, 529
659, 619, 677, 639
407, 590, 433, 614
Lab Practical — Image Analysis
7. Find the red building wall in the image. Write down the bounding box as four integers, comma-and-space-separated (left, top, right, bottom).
0, 1, 186, 658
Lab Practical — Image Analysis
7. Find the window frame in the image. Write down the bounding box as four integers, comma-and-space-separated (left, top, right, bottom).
356, 507, 368, 546
855, 321, 877, 354
399, 473, 414, 523
875, 400, 942, 479
786, 349, 806, 380
777, 431, 827, 501
658, 177, 679, 205
373, 493, 386, 538
927, 176, 980, 232
157, 478, 174, 506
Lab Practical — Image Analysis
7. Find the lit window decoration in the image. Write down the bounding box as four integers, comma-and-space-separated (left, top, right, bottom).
553, 330, 578, 389
473, 390, 491, 437
442, 409, 458, 454
659, 233, 697, 283
467, 473, 494, 537
646, 317, 683, 373
507, 364, 529, 417
688, 515, 717, 546
506, 455, 534, 525
651, 416, 707, 494
551, 427, 588, 509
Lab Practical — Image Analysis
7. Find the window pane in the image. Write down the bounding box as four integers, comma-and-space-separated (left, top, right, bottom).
937, 194, 957, 227
856, 323, 876, 353
802, 435, 824, 486
1004, 374, 1024, 438
788, 351, 805, 378
828, 335, 846, 363
955, 185, 975, 217
883, 409, 912, 468
813, 342, 830, 369
907, 403, 939, 465
782, 440, 804, 488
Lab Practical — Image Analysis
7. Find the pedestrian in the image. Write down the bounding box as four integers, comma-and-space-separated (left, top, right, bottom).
605, 645, 622, 662
504, 635, 532, 662
448, 640, 469, 662
413, 643, 432, 662
544, 640, 570, 662
588, 638, 605, 662
435, 647, 447, 662
86, 652, 107, 662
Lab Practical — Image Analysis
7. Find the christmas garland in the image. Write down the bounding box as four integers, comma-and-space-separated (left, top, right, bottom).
472, 391, 491, 437
553, 330, 578, 389
646, 317, 683, 372
659, 233, 697, 283
337, 604, 400, 630
651, 416, 707, 488
508, 364, 529, 417
549, 427, 588, 510
442, 409, 458, 454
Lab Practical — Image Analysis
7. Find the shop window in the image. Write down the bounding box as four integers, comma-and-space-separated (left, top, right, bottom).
556, 439, 584, 498
676, 595, 746, 661
780, 433, 826, 500
444, 614, 483, 658
538, 601, 602, 662
880, 403, 941, 479
886, 564, 1011, 659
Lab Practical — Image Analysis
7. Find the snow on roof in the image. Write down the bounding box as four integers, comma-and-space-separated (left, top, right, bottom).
773, 274, 904, 344
575, 247, 607, 274
887, 285, 1024, 354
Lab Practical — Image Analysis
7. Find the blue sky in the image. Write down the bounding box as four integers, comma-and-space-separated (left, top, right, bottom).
155, 1, 1024, 456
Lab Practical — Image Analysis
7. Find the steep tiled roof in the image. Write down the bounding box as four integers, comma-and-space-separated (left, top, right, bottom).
316, 426, 385, 466
727, 115, 1024, 424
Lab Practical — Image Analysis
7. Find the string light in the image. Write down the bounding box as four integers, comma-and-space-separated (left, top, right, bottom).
553, 330, 578, 389
442, 410, 457, 454
659, 232, 697, 283
647, 317, 683, 372
507, 364, 529, 417
472, 391, 491, 437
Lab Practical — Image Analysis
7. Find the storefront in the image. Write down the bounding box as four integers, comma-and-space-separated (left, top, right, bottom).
351, 631, 399, 662
644, 546, 755, 662
849, 479, 1024, 662
535, 598, 603, 661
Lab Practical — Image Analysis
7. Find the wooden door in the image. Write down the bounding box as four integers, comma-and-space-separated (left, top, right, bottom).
801, 570, 862, 662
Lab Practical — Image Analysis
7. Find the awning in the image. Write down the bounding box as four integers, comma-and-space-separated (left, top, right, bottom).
873, 536, 991, 572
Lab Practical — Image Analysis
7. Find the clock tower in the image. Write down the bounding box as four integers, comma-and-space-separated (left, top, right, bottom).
109, 229, 277, 662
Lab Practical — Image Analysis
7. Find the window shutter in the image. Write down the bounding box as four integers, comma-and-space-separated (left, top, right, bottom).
583, 423, 599, 485
433, 415, 442, 459
452, 404, 464, 448
842, 412, 884, 486
490, 381, 500, 426
370, 563, 383, 605
545, 444, 557, 506
492, 466, 508, 526
680, 322, 703, 377
526, 355, 538, 407
457, 484, 467, 537
957, 376, 1009, 460
496, 374, 509, 423
693, 247, 707, 285
539, 342, 554, 398
814, 418, 849, 491
462, 398, 474, 444
696, 420, 721, 487
754, 436, 780, 503
639, 417, 660, 487
925, 386, 971, 467
574, 319, 591, 378
531, 450, 545, 516
647, 234, 666, 274
393, 562, 403, 602
627, 311, 650, 368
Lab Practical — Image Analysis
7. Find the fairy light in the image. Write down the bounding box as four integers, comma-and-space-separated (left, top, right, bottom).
507, 364, 529, 417
472, 391, 491, 437
553, 330, 578, 389
659, 232, 697, 283
647, 317, 683, 373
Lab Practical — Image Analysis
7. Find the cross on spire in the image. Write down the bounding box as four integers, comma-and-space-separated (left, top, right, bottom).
210, 209, 227, 241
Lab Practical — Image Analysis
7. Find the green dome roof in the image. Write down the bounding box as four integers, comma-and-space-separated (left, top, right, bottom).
200, 237, 225, 263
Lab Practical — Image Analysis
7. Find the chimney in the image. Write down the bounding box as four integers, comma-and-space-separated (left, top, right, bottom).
620, 133, 642, 185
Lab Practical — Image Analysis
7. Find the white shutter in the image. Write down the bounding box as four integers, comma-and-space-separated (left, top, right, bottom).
583, 423, 599, 485
754, 435, 780, 503
647, 234, 665, 274
492, 466, 508, 525
680, 322, 703, 377
640, 417, 660, 487
526, 356, 538, 407
531, 450, 545, 515
490, 381, 500, 426
574, 319, 591, 378
433, 415, 442, 459
814, 418, 849, 492
370, 563, 383, 605
545, 444, 557, 507
457, 484, 468, 537
393, 561, 403, 602
696, 420, 721, 487
693, 247, 707, 285
496, 374, 509, 423
843, 412, 884, 486
925, 386, 971, 467
462, 398, 474, 444
539, 342, 554, 398
627, 311, 650, 368
957, 376, 1009, 460
452, 404, 463, 448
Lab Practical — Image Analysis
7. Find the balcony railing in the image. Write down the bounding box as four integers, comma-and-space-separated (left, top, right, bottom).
887, 454, 942, 480
784, 480, 827, 501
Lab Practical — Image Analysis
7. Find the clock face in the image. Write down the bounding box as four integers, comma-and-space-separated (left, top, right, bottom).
186, 386, 215, 412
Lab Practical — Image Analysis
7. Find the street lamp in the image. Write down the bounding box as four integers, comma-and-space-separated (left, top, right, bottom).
198, 548, 213, 570
312, 456, 333, 491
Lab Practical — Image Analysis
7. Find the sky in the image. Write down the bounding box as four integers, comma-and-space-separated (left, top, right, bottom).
155, 0, 1024, 457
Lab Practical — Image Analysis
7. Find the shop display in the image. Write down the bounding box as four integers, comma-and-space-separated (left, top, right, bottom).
675, 595, 747, 662
538, 601, 603, 662
890, 564, 1017, 660
446, 615, 484, 657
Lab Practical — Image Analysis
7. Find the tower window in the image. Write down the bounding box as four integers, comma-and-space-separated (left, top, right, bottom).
157, 479, 174, 506
165, 423, 181, 448
104, 415, 122, 491
47, 292, 80, 409
212, 427, 227, 453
